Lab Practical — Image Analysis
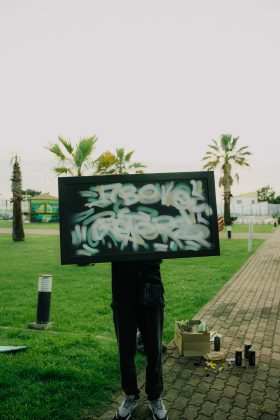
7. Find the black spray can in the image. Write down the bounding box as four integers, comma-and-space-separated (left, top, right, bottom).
244, 342, 251, 359
214, 336, 221, 351
235, 348, 242, 366
248, 347, 256, 366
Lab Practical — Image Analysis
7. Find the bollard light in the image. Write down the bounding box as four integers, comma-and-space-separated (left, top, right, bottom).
36, 274, 52, 324
226, 225, 232, 239
28, 274, 54, 330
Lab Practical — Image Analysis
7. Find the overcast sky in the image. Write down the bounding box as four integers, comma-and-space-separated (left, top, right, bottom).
1, 0, 280, 201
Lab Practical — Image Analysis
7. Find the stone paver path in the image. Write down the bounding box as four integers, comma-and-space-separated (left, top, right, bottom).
94, 229, 280, 420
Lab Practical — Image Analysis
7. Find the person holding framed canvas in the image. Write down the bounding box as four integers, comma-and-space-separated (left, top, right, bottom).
111, 259, 168, 420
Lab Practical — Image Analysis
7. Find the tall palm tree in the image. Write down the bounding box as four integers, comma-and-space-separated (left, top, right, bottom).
202, 134, 251, 225
95, 148, 146, 175
46, 135, 98, 176
11, 155, 25, 241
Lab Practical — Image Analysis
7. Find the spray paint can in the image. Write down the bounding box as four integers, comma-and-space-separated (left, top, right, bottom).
214, 336, 221, 351
244, 342, 251, 359
235, 348, 242, 366
248, 347, 256, 366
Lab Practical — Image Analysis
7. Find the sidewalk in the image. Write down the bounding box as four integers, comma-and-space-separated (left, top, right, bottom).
95, 229, 280, 420
0, 228, 59, 235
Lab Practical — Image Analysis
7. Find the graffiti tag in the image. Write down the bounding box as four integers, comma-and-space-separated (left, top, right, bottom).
69, 180, 213, 256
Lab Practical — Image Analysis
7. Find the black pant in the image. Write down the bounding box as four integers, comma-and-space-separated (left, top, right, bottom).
112, 299, 164, 401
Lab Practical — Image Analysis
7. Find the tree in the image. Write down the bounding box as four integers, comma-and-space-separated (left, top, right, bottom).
95, 150, 117, 175
22, 189, 42, 197
11, 155, 25, 241
202, 134, 251, 225
46, 135, 98, 176
257, 185, 276, 203
95, 148, 146, 175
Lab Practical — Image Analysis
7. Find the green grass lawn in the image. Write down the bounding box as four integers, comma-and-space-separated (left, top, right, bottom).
230, 223, 277, 233
0, 234, 263, 419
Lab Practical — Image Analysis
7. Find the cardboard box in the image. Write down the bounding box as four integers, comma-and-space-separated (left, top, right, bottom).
174, 320, 210, 357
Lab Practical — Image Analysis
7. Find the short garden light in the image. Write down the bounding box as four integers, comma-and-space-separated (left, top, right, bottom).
226, 225, 232, 239
28, 274, 54, 330
36, 274, 52, 323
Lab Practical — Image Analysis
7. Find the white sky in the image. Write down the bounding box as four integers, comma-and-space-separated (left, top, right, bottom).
1, 0, 280, 202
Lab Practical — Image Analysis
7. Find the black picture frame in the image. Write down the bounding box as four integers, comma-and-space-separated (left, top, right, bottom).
58, 171, 220, 265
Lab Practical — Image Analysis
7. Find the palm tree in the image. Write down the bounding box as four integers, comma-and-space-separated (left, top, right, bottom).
46, 135, 98, 176
95, 148, 146, 175
202, 134, 251, 225
11, 155, 25, 241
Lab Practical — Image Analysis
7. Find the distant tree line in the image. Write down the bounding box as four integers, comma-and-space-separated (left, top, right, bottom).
21, 189, 42, 197
257, 185, 280, 204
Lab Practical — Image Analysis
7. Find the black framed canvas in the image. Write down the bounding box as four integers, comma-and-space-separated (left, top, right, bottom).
58, 171, 220, 265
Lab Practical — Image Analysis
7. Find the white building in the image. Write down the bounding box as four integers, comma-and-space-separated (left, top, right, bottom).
231, 192, 257, 216
0, 195, 29, 219
217, 191, 280, 219
0, 197, 12, 219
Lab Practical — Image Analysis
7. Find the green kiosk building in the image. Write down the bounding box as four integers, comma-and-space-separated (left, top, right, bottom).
29, 193, 59, 223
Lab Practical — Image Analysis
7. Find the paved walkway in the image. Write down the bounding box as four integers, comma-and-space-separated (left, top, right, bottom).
0, 228, 59, 235
94, 229, 280, 420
